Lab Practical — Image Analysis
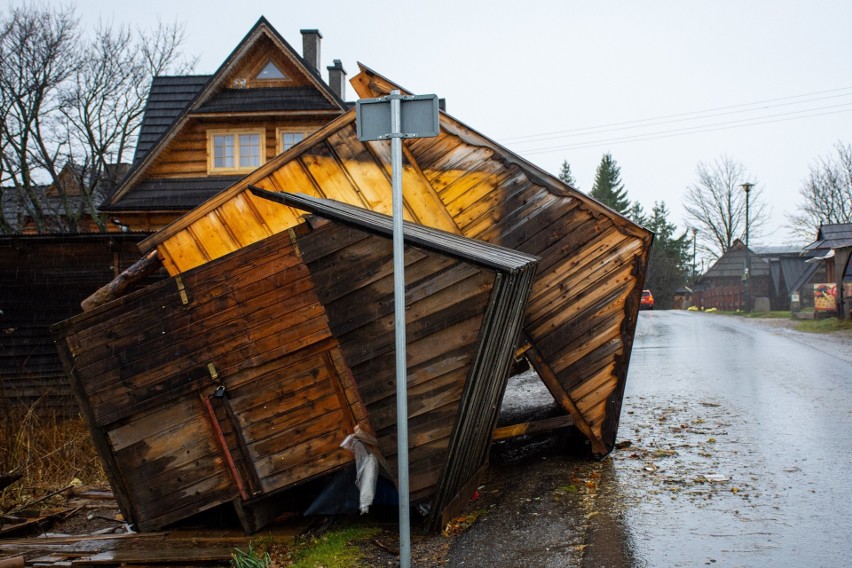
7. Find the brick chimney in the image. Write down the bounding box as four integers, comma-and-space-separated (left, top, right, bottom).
300, 29, 322, 74
327, 59, 346, 100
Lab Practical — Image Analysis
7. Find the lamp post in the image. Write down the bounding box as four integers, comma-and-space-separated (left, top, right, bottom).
691, 227, 698, 287
741, 182, 753, 312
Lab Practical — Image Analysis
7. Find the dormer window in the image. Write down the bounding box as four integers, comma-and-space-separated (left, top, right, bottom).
256, 61, 287, 81
207, 129, 266, 173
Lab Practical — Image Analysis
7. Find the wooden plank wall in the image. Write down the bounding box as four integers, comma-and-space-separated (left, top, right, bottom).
295, 221, 496, 502
145, 116, 460, 275
0, 236, 159, 415
139, 104, 651, 453
407, 121, 651, 452
53, 228, 368, 531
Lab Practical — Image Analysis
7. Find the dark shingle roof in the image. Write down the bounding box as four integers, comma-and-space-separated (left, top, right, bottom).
132, 75, 211, 167
194, 87, 339, 114
101, 176, 243, 211
803, 223, 852, 252
702, 241, 769, 280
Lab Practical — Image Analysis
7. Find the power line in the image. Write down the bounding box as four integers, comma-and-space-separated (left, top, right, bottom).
500, 86, 852, 145
518, 104, 852, 155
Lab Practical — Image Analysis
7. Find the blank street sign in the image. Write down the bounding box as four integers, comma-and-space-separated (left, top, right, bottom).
356, 94, 440, 141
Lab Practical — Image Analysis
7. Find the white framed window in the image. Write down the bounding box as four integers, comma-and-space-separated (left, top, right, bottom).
256, 61, 288, 81
276, 128, 312, 154
207, 129, 266, 173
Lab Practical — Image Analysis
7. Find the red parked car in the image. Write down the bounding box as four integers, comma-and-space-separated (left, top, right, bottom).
640, 289, 654, 310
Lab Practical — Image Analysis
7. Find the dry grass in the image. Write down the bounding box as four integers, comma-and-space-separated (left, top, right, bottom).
0, 399, 107, 511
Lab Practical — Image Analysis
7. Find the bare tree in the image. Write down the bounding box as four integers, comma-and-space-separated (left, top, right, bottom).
0, 4, 193, 234
0, 4, 79, 233
786, 142, 852, 241
683, 155, 767, 260
59, 19, 193, 231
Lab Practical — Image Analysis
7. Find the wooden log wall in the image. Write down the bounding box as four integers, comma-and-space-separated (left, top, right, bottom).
53, 228, 368, 531
147, 119, 330, 180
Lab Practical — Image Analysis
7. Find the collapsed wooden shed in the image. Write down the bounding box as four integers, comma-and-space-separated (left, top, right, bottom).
135, 65, 653, 454
53, 191, 538, 532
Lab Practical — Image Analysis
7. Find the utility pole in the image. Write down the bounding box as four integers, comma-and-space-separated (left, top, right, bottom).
741, 182, 753, 312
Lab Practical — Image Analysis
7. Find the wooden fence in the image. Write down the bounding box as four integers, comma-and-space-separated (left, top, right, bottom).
693, 285, 745, 311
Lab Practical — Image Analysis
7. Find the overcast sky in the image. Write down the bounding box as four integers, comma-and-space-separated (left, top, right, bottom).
73, 0, 852, 248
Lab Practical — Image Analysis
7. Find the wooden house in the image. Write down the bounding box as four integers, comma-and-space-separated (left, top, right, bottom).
131, 65, 652, 455
100, 18, 349, 232
802, 223, 852, 318
694, 240, 814, 311
693, 239, 770, 311
53, 192, 538, 532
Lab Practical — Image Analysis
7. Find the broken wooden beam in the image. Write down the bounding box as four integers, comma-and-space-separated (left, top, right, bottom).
492, 415, 574, 441
80, 250, 162, 311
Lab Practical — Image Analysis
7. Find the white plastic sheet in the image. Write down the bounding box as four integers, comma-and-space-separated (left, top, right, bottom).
340, 426, 379, 514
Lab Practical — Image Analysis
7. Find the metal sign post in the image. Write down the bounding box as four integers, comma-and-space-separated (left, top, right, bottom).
356, 90, 439, 568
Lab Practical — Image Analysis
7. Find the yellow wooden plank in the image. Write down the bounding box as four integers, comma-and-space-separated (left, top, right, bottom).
426, 145, 496, 197
215, 194, 273, 249
187, 211, 241, 263
243, 182, 304, 235
367, 139, 460, 233
584, 398, 609, 439
326, 126, 395, 216
270, 160, 321, 198
571, 363, 617, 408
299, 142, 367, 207
158, 230, 210, 275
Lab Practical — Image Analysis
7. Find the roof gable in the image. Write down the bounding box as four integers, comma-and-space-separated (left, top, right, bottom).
803, 222, 852, 252
702, 239, 769, 280
106, 17, 345, 209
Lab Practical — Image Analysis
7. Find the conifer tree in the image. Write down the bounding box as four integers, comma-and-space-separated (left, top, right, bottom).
558, 160, 577, 188
643, 202, 690, 308
590, 153, 630, 215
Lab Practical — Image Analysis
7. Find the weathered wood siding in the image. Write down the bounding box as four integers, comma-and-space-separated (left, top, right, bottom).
259, 191, 538, 530
406, 119, 650, 452
53, 228, 368, 531
146, 119, 331, 180
0, 235, 158, 414
138, 84, 652, 453
296, 221, 492, 500
141, 115, 461, 275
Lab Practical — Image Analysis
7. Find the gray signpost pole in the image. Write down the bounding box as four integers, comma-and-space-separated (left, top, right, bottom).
356, 89, 439, 568
389, 90, 411, 568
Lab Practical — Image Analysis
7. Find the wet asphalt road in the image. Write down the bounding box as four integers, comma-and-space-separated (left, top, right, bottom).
445, 311, 852, 568
614, 311, 852, 567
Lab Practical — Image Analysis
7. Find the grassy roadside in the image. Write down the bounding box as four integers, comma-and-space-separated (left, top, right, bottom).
696, 309, 852, 334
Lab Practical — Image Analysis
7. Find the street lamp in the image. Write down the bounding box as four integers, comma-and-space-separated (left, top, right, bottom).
691, 227, 698, 286
741, 182, 753, 312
